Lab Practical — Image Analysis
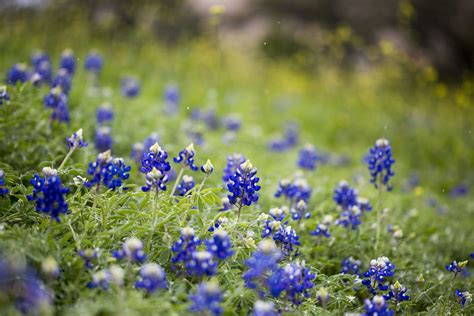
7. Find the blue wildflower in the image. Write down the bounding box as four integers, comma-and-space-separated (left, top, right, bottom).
362, 257, 395, 295
267, 122, 299, 152
176, 175, 195, 196
253, 301, 278, 316
78, 249, 98, 269
95, 126, 113, 152
450, 184, 469, 198
121, 77, 140, 98
341, 257, 361, 275
189, 281, 223, 316
201, 159, 214, 176
208, 217, 228, 232
31, 51, 50, 68
336, 205, 363, 230
227, 160, 261, 214
357, 197, 373, 212
27, 167, 69, 222
43, 86, 70, 123
317, 288, 330, 309
174, 143, 199, 171
0, 169, 8, 196
297, 144, 318, 170
142, 167, 169, 192
164, 84, 180, 114
190, 107, 219, 130
84, 52, 103, 73
66, 128, 88, 150
262, 220, 300, 257
446, 260, 468, 276
456, 290, 472, 307
275, 177, 312, 206
113, 237, 146, 263
140, 143, 171, 174
333, 180, 358, 210
131, 133, 160, 162
363, 295, 394, 316
220, 196, 232, 212
34, 60, 52, 84
52, 68, 72, 94
85, 151, 131, 191
0, 86, 10, 105
222, 115, 241, 131
311, 215, 333, 238
384, 281, 410, 302
171, 227, 201, 265
280, 261, 316, 304
186, 251, 217, 277
243, 240, 282, 296
87, 270, 111, 291
367, 138, 395, 190
222, 153, 246, 185
6, 63, 29, 84
60, 49, 76, 74
96, 103, 114, 125
206, 230, 234, 261
135, 263, 167, 293
291, 199, 311, 220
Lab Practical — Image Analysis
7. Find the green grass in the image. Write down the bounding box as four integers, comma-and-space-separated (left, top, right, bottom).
0, 25, 473, 315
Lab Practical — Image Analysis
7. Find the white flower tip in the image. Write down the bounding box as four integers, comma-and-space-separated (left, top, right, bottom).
376, 138, 390, 147
42, 167, 57, 176
149, 142, 162, 154
186, 143, 195, 152
240, 159, 254, 172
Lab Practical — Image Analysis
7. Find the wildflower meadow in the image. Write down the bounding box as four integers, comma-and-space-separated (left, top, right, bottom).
0, 2, 473, 315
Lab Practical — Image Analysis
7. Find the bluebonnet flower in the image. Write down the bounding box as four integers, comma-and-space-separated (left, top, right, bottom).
140, 143, 171, 174
164, 84, 180, 114
0, 254, 53, 314
208, 217, 228, 232
84, 52, 103, 73
201, 159, 214, 176
135, 263, 167, 293
262, 220, 300, 257
290, 200, 311, 220
34, 60, 52, 85
95, 126, 112, 152
190, 107, 219, 130
268, 122, 299, 152
96, 103, 114, 124
131, 133, 160, 162
0, 86, 10, 105
253, 301, 278, 316
186, 251, 217, 276
363, 295, 394, 316
222, 153, 246, 185
78, 249, 98, 269
456, 290, 472, 307
60, 49, 76, 74
280, 261, 315, 304
450, 184, 469, 198
113, 237, 146, 263
341, 257, 362, 275
333, 180, 358, 210
222, 115, 241, 131
297, 144, 318, 170
172, 227, 201, 265
29, 72, 42, 86
243, 240, 282, 296
174, 143, 199, 171
317, 287, 330, 309
275, 177, 312, 207
384, 281, 409, 302
6, 63, 29, 84
268, 207, 288, 222
41, 257, 60, 279
220, 196, 232, 212
206, 230, 234, 260
27, 167, 69, 222
227, 160, 261, 212
357, 197, 373, 212
189, 280, 223, 316
142, 167, 169, 192
88, 270, 111, 291
0, 169, 8, 196
311, 215, 333, 238
336, 205, 363, 230
85, 151, 131, 190
367, 138, 395, 190
43, 86, 70, 123
362, 257, 395, 295
445, 260, 468, 276
176, 175, 195, 196
31, 51, 50, 68
121, 77, 140, 98
52, 68, 72, 94
66, 128, 88, 150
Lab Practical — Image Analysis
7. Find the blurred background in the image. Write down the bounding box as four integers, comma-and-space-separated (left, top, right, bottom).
2, 0, 474, 81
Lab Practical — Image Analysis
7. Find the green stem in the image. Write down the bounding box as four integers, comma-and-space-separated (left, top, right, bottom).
198, 174, 209, 193
375, 180, 383, 252
58, 147, 75, 170
170, 167, 184, 196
